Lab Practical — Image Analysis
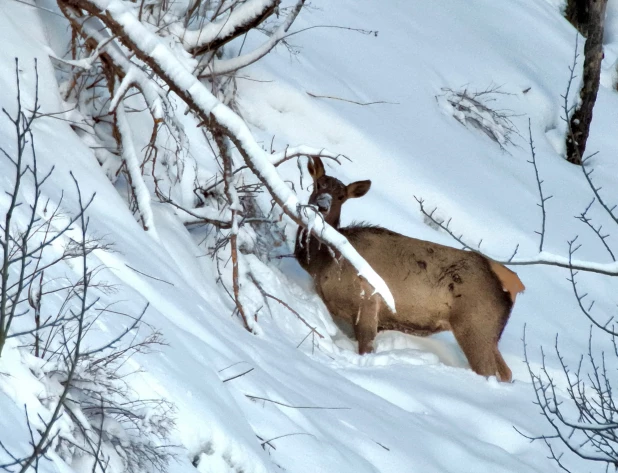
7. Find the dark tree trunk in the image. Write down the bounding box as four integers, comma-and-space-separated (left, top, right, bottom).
565, 0, 590, 36
566, 0, 608, 166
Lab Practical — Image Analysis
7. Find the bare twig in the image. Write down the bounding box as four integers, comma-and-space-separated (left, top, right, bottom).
527, 119, 553, 252
581, 154, 618, 226
17, 176, 91, 473
221, 367, 254, 383
575, 199, 615, 262
248, 273, 324, 339
212, 124, 252, 332
125, 264, 175, 286
245, 395, 349, 410
567, 237, 617, 336
306, 91, 399, 106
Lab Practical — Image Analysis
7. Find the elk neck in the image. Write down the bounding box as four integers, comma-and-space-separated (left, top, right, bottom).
294, 207, 342, 273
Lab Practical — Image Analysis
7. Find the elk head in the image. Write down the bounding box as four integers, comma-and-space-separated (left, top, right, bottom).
307, 157, 372, 228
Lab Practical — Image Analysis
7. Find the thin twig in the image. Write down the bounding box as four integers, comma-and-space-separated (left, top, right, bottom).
248, 273, 323, 339
125, 264, 175, 286
221, 367, 254, 383
306, 91, 398, 106
527, 118, 552, 252
575, 199, 615, 262
245, 395, 349, 410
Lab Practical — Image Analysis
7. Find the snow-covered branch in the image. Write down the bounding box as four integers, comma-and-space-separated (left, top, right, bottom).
115, 102, 158, 236
62, 0, 396, 312
60, 5, 166, 121
173, 0, 279, 56
269, 145, 347, 166
506, 253, 618, 277
171, 203, 233, 227
199, 0, 305, 77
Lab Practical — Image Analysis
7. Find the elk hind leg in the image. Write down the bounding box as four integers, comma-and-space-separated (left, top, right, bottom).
494, 348, 512, 382
354, 281, 381, 355
451, 317, 501, 380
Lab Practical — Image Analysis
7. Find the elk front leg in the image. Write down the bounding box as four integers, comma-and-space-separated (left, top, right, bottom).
354, 281, 381, 355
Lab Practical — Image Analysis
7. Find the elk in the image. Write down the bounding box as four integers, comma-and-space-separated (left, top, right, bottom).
295, 157, 525, 382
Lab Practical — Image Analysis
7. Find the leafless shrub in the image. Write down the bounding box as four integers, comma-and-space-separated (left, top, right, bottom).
0, 60, 175, 473
518, 57, 618, 469
0, 58, 94, 358
436, 85, 521, 151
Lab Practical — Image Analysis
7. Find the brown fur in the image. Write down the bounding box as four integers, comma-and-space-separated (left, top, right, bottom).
295, 158, 525, 382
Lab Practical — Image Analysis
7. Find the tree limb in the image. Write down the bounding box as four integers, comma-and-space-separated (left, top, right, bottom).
62, 0, 397, 312
198, 0, 305, 78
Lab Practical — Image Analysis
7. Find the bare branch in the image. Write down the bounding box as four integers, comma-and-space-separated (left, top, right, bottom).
527, 119, 552, 252
306, 91, 399, 106
245, 394, 349, 410
212, 123, 252, 332
575, 199, 615, 262
248, 273, 323, 339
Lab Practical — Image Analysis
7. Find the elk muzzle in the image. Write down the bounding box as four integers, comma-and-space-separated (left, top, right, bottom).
313, 193, 332, 214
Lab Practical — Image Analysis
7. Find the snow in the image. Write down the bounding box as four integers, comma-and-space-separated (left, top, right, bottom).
1, 0, 618, 472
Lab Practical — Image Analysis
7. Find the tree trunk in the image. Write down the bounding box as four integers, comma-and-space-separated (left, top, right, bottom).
566, 0, 607, 166
565, 0, 590, 36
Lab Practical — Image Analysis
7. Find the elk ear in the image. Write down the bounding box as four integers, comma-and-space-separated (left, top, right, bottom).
346, 180, 371, 199
307, 157, 325, 180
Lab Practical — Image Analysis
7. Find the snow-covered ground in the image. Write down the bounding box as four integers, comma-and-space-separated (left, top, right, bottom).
1, 0, 618, 472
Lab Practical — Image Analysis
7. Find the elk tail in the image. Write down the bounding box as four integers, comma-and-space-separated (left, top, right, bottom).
488, 260, 525, 304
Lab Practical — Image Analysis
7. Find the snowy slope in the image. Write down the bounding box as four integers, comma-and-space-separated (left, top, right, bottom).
1, 0, 618, 472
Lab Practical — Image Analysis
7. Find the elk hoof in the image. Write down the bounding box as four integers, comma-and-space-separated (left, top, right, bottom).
358, 342, 374, 355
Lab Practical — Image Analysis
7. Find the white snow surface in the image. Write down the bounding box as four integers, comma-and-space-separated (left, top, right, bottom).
1, 0, 618, 472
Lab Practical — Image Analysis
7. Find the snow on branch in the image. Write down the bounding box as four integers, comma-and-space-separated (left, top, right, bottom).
63, 0, 396, 312
269, 145, 347, 166
60, 5, 166, 121
171, 203, 233, 227
116, 102, 158, 236
507, 252, 618, 276
199, 0, 305, 78
174, 0, 279, 56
